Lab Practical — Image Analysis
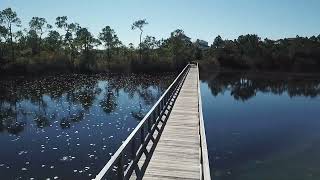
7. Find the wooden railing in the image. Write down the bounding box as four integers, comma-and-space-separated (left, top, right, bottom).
94, 64, 190, 180
196, 63, 212, 180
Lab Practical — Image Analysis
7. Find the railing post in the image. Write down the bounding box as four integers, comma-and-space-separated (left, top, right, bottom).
158, 102, 162, 118
117, 154, 124, 180
147, 117, 151, 132
159, 100, 162, 112
162, 99, 165, 111
140, 126, 145, 144
164, 94, 167, 105
131, 138, 136, 159
152, 111, 156, 123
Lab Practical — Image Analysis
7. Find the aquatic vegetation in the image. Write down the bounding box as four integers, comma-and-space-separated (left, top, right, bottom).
0, 73, 175, 179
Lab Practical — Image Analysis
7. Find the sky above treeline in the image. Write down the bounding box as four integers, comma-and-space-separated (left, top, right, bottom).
1, 0, 320, 46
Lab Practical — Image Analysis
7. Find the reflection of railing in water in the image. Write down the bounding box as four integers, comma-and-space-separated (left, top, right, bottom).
94, 64, 190, 180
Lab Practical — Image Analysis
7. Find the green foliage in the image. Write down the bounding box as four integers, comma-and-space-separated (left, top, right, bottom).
131, 19, 148, 31
44, 30, 62, 52
237, 34, 261, 57
212, 35, 224, 48
55, 16, 80, 61
131, 19, 148, 61
207, 35, 320, 71
75, 27, 94, 52
0, 26, 8, 57
0, 25, 8, 38
0, 8, 21, 61
163, 29, 193, 68
1, 7, 320, 74
75, 27, 101, 71
99, 26, 120, 59
0, 8, 21, 27
0, 25, 8, 61
55, 16, 68, 30
142, 36, 157, 50
141, 36, 158, 59
29, 17, 52, 35
29, 17, 52, 54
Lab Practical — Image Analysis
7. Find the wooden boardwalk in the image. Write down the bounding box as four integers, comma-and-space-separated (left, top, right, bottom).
143, 65, 204, 180
94, 64, 210, 180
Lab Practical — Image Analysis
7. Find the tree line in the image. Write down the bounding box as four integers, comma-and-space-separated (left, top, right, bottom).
0, 8, 193, 74
1, 7, 320, 75
201, 34, 320, 72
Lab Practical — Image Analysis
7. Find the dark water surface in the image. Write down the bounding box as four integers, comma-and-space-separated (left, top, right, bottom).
0, 73, 175, 180
200, 71, 320, 180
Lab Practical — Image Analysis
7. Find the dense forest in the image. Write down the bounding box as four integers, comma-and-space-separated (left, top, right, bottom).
1, 8, 320, 75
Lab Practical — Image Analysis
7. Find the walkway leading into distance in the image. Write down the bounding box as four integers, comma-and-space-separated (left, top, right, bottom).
94, 64, 211, 180
143, 65, 209, 180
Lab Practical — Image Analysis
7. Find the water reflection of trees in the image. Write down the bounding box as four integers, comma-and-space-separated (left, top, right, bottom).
0, 73, 174, 134
201, 71, 320, 101
131, 103, 144, 121
100, 89, 117, 114
0, 85, 27, 134
60, 110, 85, 129
0, 105, 26, 134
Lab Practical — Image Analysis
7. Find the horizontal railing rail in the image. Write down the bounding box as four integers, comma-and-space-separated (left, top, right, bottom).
196, 62, 212, 180
94, 64, 190, 180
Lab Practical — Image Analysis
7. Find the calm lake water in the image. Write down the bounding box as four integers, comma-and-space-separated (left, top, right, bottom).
0, 73, 175, 180
200, 71, 320, 180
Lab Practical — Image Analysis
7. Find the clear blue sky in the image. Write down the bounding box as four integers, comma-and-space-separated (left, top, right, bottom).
1, 0, 320, 46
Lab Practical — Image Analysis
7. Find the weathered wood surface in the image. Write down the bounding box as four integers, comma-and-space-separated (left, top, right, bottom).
143, 65, 202, 180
